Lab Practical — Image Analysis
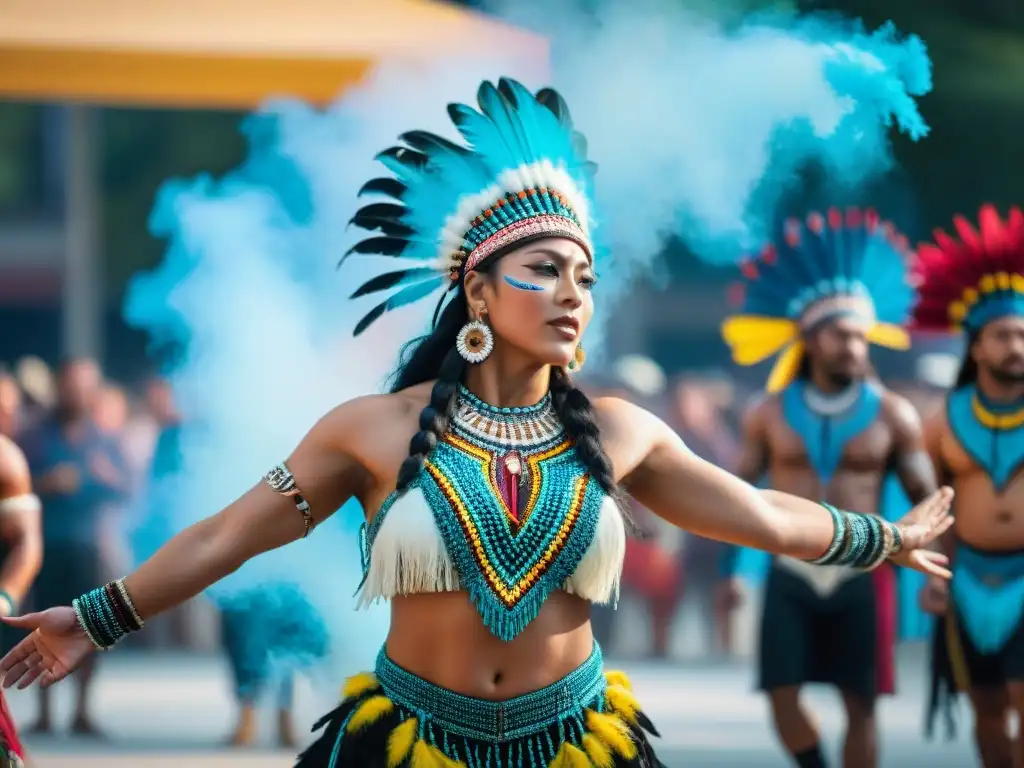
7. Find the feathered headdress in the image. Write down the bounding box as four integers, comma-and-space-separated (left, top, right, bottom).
343, 78, 596, 336
722, 208, 917, 392
913, 204, 1024, 334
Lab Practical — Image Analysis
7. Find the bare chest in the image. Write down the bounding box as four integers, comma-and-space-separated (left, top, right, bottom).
769, 416, 892, 475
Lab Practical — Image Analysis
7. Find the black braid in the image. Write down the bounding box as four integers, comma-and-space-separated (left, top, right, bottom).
391, 301, 468, 493
548, 366, 617, 495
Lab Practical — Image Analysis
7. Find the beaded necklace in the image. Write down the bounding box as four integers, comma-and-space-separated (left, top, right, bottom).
449, 386, 564, 533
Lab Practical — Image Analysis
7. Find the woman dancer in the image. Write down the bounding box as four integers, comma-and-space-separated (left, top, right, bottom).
0, 79, 952, 767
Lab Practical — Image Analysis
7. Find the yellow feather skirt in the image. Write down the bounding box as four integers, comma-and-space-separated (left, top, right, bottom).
295, 669, 664, 767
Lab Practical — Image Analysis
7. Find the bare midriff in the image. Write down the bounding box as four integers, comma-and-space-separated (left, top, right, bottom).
941, 428, 1024, 551
384, 589, 594, 700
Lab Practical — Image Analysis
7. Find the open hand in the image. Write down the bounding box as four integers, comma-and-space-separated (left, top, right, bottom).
0, 608, 95, 690
889, 487, 955, 579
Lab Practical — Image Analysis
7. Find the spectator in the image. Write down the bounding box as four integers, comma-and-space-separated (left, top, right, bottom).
21, 357, 129, 737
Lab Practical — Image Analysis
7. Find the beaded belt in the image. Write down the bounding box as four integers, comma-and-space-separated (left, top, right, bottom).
373, 644, 605, 742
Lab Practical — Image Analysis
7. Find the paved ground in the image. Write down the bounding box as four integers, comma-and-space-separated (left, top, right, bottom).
7, 648, 978, 767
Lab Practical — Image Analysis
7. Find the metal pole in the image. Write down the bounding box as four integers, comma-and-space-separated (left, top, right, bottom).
62, 104, 102, 362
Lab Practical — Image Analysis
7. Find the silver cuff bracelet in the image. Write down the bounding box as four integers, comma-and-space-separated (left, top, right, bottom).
264, 463, 314, 538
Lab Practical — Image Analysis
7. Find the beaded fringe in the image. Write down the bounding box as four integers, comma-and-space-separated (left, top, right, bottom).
296, 671, 665, 768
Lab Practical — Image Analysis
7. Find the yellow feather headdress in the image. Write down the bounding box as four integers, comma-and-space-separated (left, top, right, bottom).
722, 208, 917, 392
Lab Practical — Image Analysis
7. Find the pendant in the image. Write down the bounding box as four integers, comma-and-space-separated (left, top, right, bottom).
504, 452, 522, 477
502, 451, 523, 524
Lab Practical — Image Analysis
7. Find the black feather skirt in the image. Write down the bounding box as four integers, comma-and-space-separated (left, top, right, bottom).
295, 645, 666, 767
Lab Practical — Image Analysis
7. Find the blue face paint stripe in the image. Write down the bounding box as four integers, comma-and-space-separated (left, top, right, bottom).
504, 275, 545, 292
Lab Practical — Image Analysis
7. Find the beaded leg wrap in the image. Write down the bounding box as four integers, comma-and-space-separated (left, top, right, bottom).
296, 644, 665, 768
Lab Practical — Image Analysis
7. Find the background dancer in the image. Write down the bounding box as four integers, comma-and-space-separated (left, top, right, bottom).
716, 209, 938, 768
0, 387, 43, 766
915, 205, 1024, 768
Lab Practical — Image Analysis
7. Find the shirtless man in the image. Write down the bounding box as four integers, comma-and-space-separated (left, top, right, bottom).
716, 210, 936, 768
0, 372, 43, 765
915, 204, 1024, 768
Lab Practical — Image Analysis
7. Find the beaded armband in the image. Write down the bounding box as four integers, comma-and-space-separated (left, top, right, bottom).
264, 462, 314, 538
807, 503, 902, 571
72, 579, 144, 651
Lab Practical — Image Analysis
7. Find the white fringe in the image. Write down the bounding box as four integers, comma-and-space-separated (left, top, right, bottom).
357, 490, 626, 607
356, 487, 460, 608
564, 496, 626, 605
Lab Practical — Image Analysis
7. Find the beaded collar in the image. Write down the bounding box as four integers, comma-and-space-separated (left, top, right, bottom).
451, 385, 564, 453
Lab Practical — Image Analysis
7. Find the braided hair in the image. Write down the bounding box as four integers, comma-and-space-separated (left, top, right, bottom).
388, 249, 618, 496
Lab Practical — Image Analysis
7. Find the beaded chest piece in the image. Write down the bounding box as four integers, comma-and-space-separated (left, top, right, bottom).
358, 386, 625, 641
947, 384, 1024, 491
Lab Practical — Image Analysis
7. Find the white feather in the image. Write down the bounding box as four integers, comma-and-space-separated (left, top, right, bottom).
356, 487, 460, 608
563, 496, 626, 604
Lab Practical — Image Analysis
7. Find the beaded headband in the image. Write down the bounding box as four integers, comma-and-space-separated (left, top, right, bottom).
344, 79, 597, 336
722, 208, 918, 392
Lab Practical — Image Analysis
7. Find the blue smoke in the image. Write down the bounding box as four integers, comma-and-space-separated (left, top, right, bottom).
486, 0, 931, 288
122, 1, 931, 693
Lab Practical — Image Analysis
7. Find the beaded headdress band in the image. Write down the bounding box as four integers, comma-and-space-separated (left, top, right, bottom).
913, 204, 1024, 334
722, 208, 918, 392
344, 78, 597, 336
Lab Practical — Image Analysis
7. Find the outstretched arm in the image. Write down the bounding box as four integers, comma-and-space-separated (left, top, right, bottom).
611, 399, 952, 567
119, 395, 385, 622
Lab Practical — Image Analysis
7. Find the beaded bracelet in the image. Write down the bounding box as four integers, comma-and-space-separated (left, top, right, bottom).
72, 578, 145, 651
807, 503, 902, 570
0, 589, 16, 617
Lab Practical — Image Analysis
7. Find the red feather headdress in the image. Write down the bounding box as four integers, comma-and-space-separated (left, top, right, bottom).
913, 204, 1024, 333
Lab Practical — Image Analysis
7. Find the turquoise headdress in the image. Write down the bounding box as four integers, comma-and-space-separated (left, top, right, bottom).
722, 208, 918, 392
345, 78, 596, 335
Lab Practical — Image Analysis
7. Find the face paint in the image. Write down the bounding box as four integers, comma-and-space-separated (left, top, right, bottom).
504, 275, 545, 292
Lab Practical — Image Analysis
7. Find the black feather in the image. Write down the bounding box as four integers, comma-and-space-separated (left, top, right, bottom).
353, 304, 388, 337
353, 278, 444, 336
635, 709, 660, 737
375, 146, 428, 171
497, 78, 520, 107
475, 80, 502, 115
446, 102, 477, 129
536, 87, 573, 129
399, 130, 467, 156
337, 236, 408, 268
350, 267, 438, 299
358, 177, 406, 200
349, 203, 413, 237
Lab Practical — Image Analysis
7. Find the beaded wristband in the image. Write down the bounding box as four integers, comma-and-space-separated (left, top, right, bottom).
807, 503, 902, 570
264, 463, 314, 538
73, 580, 144, 651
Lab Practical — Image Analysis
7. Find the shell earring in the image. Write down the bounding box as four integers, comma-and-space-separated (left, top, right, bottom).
568, 343, 586, 372
456, 319, 494, 364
